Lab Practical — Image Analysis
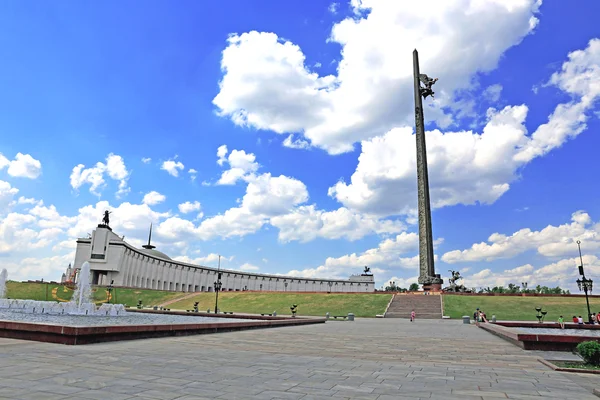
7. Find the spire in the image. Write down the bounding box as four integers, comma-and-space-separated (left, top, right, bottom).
142, 223, 156, 250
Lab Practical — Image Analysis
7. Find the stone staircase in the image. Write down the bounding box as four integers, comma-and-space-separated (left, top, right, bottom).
384, 293, 442, 319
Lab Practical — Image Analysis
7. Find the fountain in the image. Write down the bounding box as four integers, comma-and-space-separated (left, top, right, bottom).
0, 262, 126, 316
0, 263, 320, 345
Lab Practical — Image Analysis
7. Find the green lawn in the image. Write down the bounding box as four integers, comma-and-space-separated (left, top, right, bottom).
2, 282, 390, 316
168, 292, 392, 317
443, 294, 600, 321
3, 281, 181, 307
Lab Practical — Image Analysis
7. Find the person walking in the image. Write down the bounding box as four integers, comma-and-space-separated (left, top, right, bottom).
410, 309, 415, 322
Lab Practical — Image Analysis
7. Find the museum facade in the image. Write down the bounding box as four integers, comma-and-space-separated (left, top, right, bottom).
63, 224, 375, 293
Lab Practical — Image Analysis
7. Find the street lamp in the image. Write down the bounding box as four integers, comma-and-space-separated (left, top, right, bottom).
107, 280, 114, 304
328, 282, 333, 293
576, 240, 594, 324
284, 282, 288, 291
521, 282, 528, 293
214, 255, 222, 314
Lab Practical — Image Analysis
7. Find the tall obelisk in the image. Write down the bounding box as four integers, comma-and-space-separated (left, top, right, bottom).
413, 49, 442, 291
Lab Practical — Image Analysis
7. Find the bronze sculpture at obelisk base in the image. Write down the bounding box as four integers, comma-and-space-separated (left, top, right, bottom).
413, 49, 443, 291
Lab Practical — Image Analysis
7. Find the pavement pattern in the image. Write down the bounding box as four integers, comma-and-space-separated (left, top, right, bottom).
0, 318, 599, 399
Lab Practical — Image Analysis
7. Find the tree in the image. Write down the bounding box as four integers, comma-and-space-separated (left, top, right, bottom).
409, 283, 419, 291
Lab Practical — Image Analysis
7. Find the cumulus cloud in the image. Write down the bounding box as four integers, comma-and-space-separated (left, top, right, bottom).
188, 168, 198, 182
329, 39, 600, 216
239, 263, 259, 271
463, 255, 600, 292
161, 159, 185, 177
0, 180, 19, 209
442, 211, 600, 263
284, 233, 442, 283
215, 145, 260, 185
270, 206, 404, 243
213, 0, 541, 154
172, 254, 233, 267
70, 154, 130, 197
283, 134, 310, 150
142, 157, 152, 164
178, 201, 202, 214
142, 191, 166, 206
2, 253, 75, 282
483, 84, 503, 103
157, 147, 401, 243
0, 152, 42, 179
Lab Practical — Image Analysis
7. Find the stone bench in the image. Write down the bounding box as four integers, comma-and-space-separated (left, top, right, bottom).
332, 315, 348, 320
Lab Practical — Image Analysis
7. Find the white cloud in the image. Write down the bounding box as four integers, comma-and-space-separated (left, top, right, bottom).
216, 147, 260, 185
142, 157, 152, 164
142, 191, 166, 206
0, 180, 19, 209
382, 276, 420, 290
172, 254, 232, 267
283, 134, 310, 149
329, 39, 600, 216
514, 38, 600, 163
67, 201, 171, 242
483, 84, 503, 103
178, 201, 202, 214
463, 255, 600, 292
213, 1, 541, 154
2, 253, 75, 282
161, 160, 185, 177
328, 2, 339, 14
239, 263, 259, 271
17, 196, 39, 205
328, 105, 527, 215
0, 153, 42, 179
70, 153, 130, 197
188, 168, 198, 182
216, 145, 228, 166
270, 205, 404, 243
442, 211, 600, 263
241, 173, 308, 216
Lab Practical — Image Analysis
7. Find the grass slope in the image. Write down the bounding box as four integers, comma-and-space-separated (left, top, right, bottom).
3, 281, 181, 306
168, 292, 392, 317
443, 294, 600, 321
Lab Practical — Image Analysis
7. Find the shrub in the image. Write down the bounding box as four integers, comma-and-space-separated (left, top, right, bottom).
576, 341, 600, 366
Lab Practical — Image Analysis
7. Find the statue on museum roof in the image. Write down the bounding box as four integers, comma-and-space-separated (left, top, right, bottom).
102, 210, 111, 226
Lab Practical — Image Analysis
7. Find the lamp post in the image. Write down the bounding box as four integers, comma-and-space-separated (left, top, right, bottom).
214, 255, 222, 314
284, 282, 288, 292
328, 282, 333, 293
576, 240, 594, 324
521, 282, 528, 293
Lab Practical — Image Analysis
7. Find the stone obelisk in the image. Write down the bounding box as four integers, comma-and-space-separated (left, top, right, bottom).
413, 49, 443, 291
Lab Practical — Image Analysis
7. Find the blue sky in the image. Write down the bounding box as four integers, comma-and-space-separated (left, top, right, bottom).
1, 0, 599, 291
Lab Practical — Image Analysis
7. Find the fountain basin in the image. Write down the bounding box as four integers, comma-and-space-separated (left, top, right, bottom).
479, 321, 600, 351
0, 310, 324, 345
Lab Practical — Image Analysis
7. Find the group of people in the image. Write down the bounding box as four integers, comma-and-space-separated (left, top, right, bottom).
474, 308, 488, 323
557, 313, 600, 328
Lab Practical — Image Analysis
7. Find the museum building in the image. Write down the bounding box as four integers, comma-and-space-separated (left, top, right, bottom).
63, 224, 375, 293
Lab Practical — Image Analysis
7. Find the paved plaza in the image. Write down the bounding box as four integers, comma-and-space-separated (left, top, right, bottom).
0, 318, 599, 399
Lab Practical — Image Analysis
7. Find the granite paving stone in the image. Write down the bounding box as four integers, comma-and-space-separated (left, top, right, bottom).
0, 318, 598, 399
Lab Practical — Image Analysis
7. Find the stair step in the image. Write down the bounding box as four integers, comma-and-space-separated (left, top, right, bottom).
384, 294, 442, 319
